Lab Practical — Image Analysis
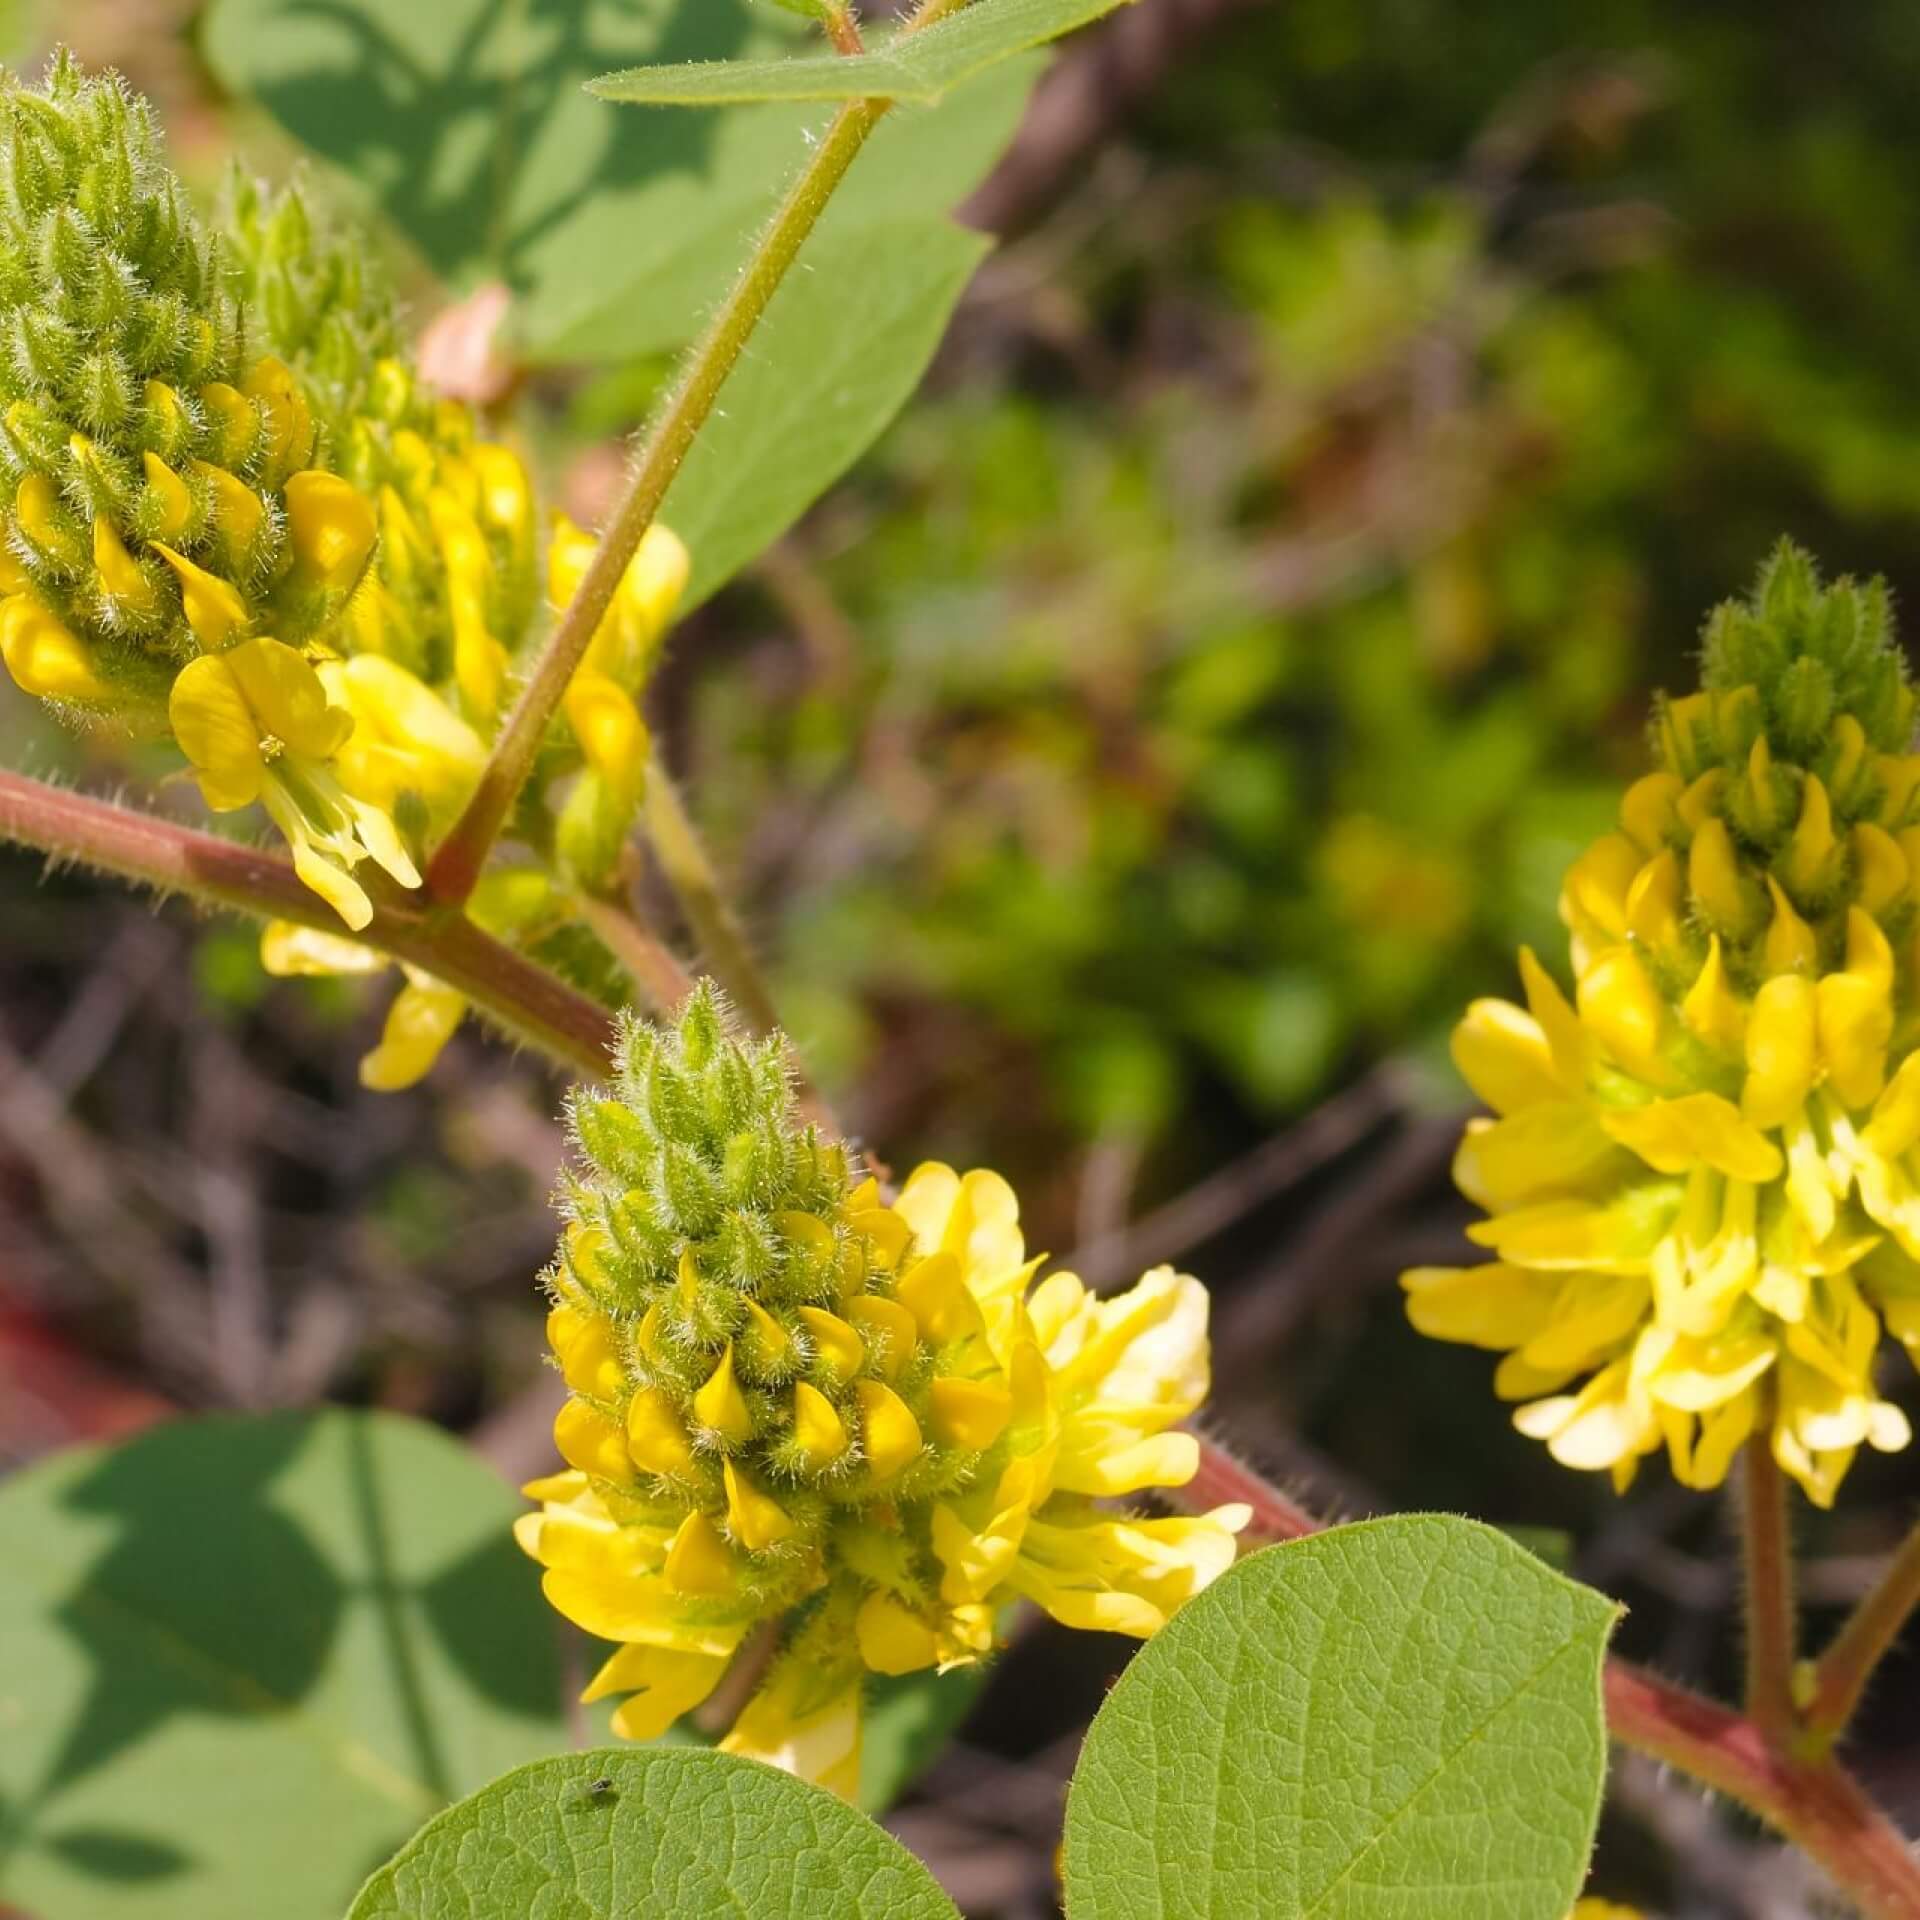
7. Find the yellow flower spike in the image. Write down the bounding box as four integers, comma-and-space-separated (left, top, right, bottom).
283, 470, 377, 592
1619, 770, 1683, 852
1688, 817, 1757, 934
153, 541, 250, 649
548, 1303, 628, 1402
855, 1380, 923, 1481
846, 1296, 917, 1379
554, 1398, 634, 1484
139, 451, 191, 539
664, 1511, 740, 1597
196, 381, 258, 468
1852, 823, 1908, 915
1762, 876, 1818, 977
192, 459, 266, 562
359, 971, 467, 1091
692, 1343, 754, 1448
855, 1592, 942, 1676
796, 1307, 865, 1386
90, 516, 160, 614
626, 1387, 698, 1479
928, 1375, 1014, 1450
241, 355, 315, 477
1681, 937, 1746, 1055
1817, 907, 1895, 1111
1782, 774, 1840, 898
792, 1382, 850, 1468
740, 1299, 795, 1375
15, 472, 81, 566
722, 1460, 796, 1551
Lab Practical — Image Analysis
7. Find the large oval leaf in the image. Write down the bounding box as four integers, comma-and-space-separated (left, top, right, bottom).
1063, 1515, 1617, 1920
348, 1747, 961, 1918
0, 1411, 568, 1920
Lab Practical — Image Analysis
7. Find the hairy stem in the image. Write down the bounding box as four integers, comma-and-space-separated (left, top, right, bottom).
1742, 1426, 1800, 1750
641, 755, 781, 1036
1187, 1433, 1920, 1918
1804, 1516, 1920, 1750
425, 0, 971, 906
0, 769, 616, 1078
575, 885, 695, 1016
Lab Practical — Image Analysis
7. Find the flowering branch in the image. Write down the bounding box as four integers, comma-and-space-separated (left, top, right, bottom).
1184, 1433, 1920, 1919
0, 768, 616, 1078
424, 0, 973, 907
1803, 1518, 1920, 1750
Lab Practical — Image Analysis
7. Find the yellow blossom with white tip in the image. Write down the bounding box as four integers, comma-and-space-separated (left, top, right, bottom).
1405, 544, 1920, 1506
516, 987, 1246, 1798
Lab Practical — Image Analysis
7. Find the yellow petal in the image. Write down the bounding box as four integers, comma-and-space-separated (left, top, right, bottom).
1852, 823, 1909, 915
846, 1296, 918, 1379
0, 593, 109, 700
359, 976, 465, 1091
1517, 950, 1589, 1088
153, 541, 250, 649
141, 450, 191, 539
1601, 1093, 1782, 1182
797, 1306, 865, 1387
855, 1379, 923, 1480
242, 354, 314, 474
722, 1459, 795, 1551
553, 1397, 633, 1484
895, 1249, 987, 1344
284, 469, 377, 592
592, 1644, 731, 1741
192, 459, 266, 561
1401, 1263, 1554, 1351
1680, 937, 1746, 1056
855, 1592, 942, 1676
563, 671, 647, 792
1762, 876, 1818, 977
1688, 817, 1758, 936
1576, 945, 1666, 1078
1817, 907, 1895, 1111
1865, 1052, 1920, 1159
1450, 997, 1561, 1114
547, 1304, 627, 1402
91, 516, 159, 613
739, 1299, 796, 1376
692, 1342, 753, 1448
928, 1375, 1014, 1450
626, 1387, 697, 1478
664, 1510, 740, 1597
257, 920, 383, 977
1742, 974, 1817, 1130
1782, 773, 1839, 897
1619, 770, 1683, 852
168, 651, 264, 803
719, 1668, 862, 1801
792, 1381, 849, 1468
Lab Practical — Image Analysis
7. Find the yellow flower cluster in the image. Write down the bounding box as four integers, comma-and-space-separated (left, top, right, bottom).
1405, 545, 1920, 1504
516, 988, 1245, 1795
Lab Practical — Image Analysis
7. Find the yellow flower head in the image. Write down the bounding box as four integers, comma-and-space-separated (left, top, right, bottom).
169, 636, 417, 929
516, 986, 1246, 1795
1405, 543, 1920, 1505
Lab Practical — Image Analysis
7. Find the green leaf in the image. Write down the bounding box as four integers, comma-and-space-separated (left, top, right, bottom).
663, 217, 990, 612
200, 0, 1034, 365
592, 0, 1136, 105
1063, 1516, 1617, 1920
0, 1411, 569, 1920
347, 1747, 962, 1918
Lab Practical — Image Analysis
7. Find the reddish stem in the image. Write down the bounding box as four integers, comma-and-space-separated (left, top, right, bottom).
0, 769, 616, 1078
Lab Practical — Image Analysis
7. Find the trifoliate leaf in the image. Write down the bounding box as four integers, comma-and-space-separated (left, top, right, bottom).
0, 1411, 569, 1920
1062, 1516, 1617, 1920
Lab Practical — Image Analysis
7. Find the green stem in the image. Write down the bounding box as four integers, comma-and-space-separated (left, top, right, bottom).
1742, 1425, 1800, 1751
641, 753, 782, 1037
1188, 1434, 1920, 1919
1804, 1516, 1920, 1750
0, 768, 616, 1078
575, 884, 695, 1015
425, 0, 973, 907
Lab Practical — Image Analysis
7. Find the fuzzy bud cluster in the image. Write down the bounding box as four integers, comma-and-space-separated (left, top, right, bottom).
547, 985, 997, 1620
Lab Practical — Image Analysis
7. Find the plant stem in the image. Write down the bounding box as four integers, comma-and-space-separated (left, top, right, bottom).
575, 885, 695, 1015
641, 754, 782, 1036
0, 769, 615, 1078
425, 0, 972, 907
1804, 1517, 1920, 1749
1186, 1433, 1920, 1919
1742, 1423, 1799, 1750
